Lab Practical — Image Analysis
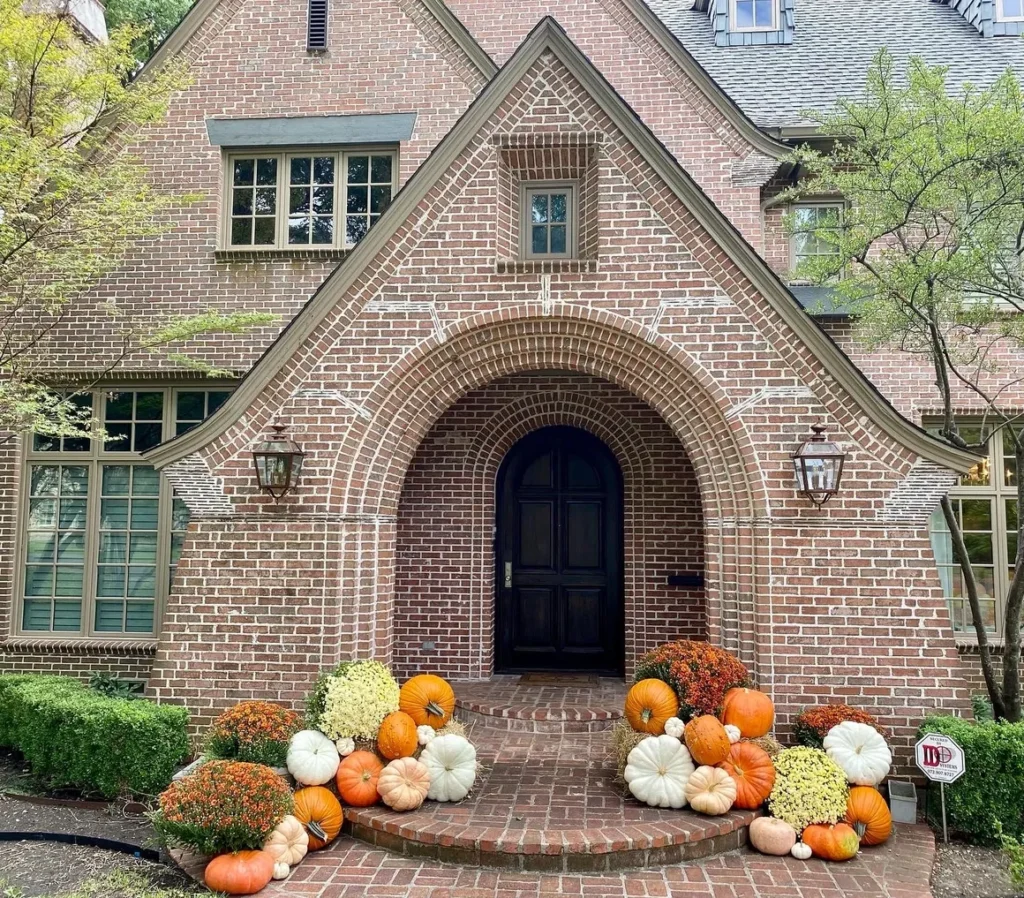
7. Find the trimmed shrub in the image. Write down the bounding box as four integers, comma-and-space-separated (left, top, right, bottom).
0, 674, 189, 798
919, 716, 1024, 843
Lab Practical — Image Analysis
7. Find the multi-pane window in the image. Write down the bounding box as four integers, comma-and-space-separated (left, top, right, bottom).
226, 150, 396, 250
790, 203, 844, 279
998, 0, 1024, 21
19, 387, 231, 637
731, 0, 777, 30
928, 423, 1020, 636
522, 184, 576, 260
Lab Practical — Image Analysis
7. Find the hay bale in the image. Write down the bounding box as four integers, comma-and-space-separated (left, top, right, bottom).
747, 734, 782, 758
438, 719, 467, 739
611, 719, 648, 782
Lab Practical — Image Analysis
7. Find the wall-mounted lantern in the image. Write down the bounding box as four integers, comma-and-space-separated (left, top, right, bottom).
251, 424, 305, 499
792, 424, 847, 507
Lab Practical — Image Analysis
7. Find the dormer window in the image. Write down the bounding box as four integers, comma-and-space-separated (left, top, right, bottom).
731, 0, 777, 31
997, 0, 1024, 21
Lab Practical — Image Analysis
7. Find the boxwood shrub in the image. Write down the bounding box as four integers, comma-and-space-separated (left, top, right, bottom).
919, 715, 1024, 843
0, 674, 190, 798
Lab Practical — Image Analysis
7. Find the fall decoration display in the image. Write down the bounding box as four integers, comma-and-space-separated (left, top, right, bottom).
664, 717, 686, 739
748, 817, 797, 856
624, 735, 695, 809
845, 786, 892, 846
684, 765, 737, 816
719, 741, 775, 810
204, 850, 275, 896
263, 815, 308, 867
421, 734, 477, 802
293, 786, 343, 851
336, 737, 355, 757
154, 761, 293, 855
311, 660, 401, 741
720, 688, 774, 738
399, 674, 456, 730
793, 704, 885, 749
377, 756, 431, 811
767, 747, 849, 832
683, 715, 731, 765
790, 841, 812, 860
624, 679, 679, 735
748, 735, 783, 758
417, 725, 436, 746
801, 822, 860, 861
633, 640, 749, 720
823, 721, 892, 786
206, 701, 302, 768
336, 750, 385, 807
724, 725, 742, 744
377, 711, 419, 760
287, 729, 340, 786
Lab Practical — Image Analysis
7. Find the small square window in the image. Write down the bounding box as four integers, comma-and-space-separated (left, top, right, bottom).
731, 0, 777, 31
522, 184, 576, 260
998, 0, 1024, 20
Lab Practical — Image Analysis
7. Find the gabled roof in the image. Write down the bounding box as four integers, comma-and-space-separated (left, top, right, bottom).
144, 17, 976, 473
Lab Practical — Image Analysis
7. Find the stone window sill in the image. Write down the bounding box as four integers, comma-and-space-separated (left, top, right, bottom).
0, 636, 158, 655
496, 258, 598, 275
215, 248, 349, 262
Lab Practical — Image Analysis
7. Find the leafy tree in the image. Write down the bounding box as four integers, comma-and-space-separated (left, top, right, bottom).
788, 51, 1024, 722
0, 1, 271, 446
104, 0, 193, 63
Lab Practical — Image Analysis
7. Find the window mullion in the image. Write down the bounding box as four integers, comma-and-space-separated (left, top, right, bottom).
277, 152, 287, 250
82, 457, 102, 637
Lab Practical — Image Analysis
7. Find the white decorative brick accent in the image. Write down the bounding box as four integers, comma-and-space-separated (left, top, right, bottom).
163, 455, 234, 518
878, 460, 958, 524
732, 152, 782, 187
726, 386, 816, 419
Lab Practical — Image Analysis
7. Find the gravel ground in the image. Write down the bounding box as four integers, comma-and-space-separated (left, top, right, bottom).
932, 841, 1024, 898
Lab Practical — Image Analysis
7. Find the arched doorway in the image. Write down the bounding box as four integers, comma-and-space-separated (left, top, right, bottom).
495, 426, 624, 675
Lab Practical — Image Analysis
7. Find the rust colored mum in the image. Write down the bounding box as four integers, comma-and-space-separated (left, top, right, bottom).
206, 700, 301, 767
633, 640, 749, 721
154, 760, 293, 855
793, 704, 885, 749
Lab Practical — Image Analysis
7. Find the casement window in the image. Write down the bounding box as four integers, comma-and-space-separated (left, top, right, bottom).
790, 202, 844, 278
730, 0, 777, 31
225, 150, 396, 250
997, 0, 1024, 21
927, 423, 1020, 637
19, 387, 231, 637
522, 183, 577, 260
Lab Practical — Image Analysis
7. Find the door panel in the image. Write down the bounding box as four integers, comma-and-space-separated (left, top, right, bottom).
496, 426, 623, 674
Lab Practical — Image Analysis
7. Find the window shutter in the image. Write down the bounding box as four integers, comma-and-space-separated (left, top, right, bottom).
307, 0, 328, 50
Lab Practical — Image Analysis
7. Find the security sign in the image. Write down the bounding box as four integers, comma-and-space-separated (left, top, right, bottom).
915, 733, 965, 784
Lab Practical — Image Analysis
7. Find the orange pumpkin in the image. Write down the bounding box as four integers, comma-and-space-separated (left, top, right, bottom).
845, 786, 892, 846
684, 715, 731, 766
377, 710, 418, 760
336, 750, 384, 807
718, 741, 775, 809
720, 688, 774, 738
204, 850, 275, 895
399, 674, 456, 729
624, 679, 679, 735
293, 785, 343, 851
801, 822, 860, 862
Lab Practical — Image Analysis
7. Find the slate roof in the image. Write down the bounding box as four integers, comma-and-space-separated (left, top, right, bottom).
647, 0, 1024, 130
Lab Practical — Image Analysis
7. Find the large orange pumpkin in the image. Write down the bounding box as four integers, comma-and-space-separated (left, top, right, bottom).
683, 715, 731, 766
718, 741, 775, 809
801, 822, 860, 862
204, 850, 275, 895
293, 785, 343, 851
624, 679, 679, 735
336, 750, 385, 807
377, 710, 418, 760
845, 786, 892, 846
399, 674, 456, 729
720, 688, 774, 738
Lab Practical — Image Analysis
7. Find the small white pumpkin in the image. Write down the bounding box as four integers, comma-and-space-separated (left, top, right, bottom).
791, 841, 813, 860
823, 721, 891, 786
287, 729, 340, 785
421, 734, 477, 802
684, 765, 737, 816
272, 861, 290, 881
264, 814, 309, 867
624, 735, 695, 809
663, 717, 685, 739
335, 737, 355, 757
724, 724, 742, 744
417, 724, 436, 746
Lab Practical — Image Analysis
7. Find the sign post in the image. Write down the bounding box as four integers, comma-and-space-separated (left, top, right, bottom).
915, 733, 966, 843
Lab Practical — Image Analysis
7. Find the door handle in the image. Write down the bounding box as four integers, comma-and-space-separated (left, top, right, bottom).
504, 562, 512, 588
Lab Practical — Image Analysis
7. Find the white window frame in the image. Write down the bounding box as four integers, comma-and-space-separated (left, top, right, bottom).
997, 0, 1024, 22
730, 0, 779, 32
221, 148, 398, 251
521, 182, 578, 261
789, 201, 845, 281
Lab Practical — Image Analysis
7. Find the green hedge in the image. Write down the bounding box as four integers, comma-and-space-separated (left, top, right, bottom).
919, 715, 1024, 843
0, 674, 190, 799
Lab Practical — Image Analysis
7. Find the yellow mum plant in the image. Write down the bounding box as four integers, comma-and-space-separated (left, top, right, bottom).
313, 660, 400, 741
767, 747, 848, 832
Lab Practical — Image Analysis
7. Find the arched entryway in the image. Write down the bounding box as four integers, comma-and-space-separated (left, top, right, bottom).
495, 426, 624, 675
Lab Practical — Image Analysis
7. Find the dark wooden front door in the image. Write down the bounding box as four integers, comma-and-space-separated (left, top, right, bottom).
496, 427, 623, 675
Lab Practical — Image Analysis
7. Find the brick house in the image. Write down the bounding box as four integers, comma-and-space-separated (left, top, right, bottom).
2, 0, 1021, 758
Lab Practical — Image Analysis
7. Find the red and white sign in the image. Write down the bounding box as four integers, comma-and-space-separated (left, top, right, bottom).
915, 733, 965, 784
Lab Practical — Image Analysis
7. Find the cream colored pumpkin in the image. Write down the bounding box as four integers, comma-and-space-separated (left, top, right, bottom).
823, 721, 891, 786
272, 862, 290, 881
335, 737, 355, 757
748, 817, 797, 856
724, 724, 742, 744
791, 841, 813, 860
663, 717, 685, 739
421, 734, 476, 802
287, 730, 340, 785
417, 725, 436, 747
624, 735, 695, 809
263, 815, 309, 867
684, 765, 737, 816
377, 757, 431, 811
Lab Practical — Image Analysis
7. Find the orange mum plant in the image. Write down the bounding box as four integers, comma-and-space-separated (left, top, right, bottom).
633, 640, 749, 721
206, 700, 302, 768
793, 704, 885, 749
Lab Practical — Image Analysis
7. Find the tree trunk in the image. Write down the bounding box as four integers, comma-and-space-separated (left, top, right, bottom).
1000, 441, 1024, 722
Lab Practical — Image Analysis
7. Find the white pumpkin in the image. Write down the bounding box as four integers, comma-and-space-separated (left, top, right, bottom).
724, 724, 742, 744
417, 725, 436, 747
263, 814, 309, 866
287, 729, 340, 785
823, 721, 891, 786
663, 717, 685, 739
421, 734, 477, 802
335, 737, 355, 757
791, 841, 813, 860
272, 861, 290, 880
684, 765, 737, 816
623, 735, 696, 809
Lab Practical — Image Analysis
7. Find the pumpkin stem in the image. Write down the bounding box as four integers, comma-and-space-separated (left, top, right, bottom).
641, 708, 652, 723
426, 700, 445, 718
306, 820, 327, 842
